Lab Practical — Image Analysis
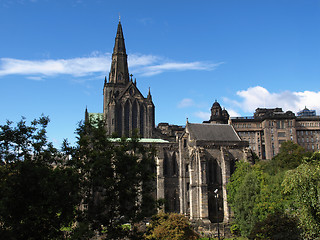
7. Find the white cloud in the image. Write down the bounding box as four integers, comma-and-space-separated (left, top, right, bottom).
26, 76, 44, 81
225, 86, 320, 115
128, 54, 159, 67
227, 109, 241, 117
139, 61, 223, 76
0, 55, 110, 77
194, 111, 210, 120
178, 98, 195, 108
0, 53, 221, 79
2, 0, 38, 7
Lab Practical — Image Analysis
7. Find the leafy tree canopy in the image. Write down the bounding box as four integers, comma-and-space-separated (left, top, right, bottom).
0, 116, 81, 239
282, 152, 320, 239
227, 142, 317, 239
68, 118, 157, 239
269, 141, 311, 173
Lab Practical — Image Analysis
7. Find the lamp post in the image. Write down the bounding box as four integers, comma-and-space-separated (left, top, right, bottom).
214, 189, 220, 240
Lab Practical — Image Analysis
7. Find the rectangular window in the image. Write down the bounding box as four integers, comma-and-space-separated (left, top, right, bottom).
278, 132, 286, 137
279, 140, 286, 145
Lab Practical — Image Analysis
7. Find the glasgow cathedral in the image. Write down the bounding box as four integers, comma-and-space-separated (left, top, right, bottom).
85, 20, 320, 226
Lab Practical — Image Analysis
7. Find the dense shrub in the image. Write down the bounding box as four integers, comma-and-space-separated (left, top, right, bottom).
145, 212, 199, 240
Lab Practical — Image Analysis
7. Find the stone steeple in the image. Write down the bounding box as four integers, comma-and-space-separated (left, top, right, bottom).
103, 20, 155, 138
108, 20, 129, 84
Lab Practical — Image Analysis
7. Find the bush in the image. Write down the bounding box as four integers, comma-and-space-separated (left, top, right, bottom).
249, 211, 301, 240
145, 213, 199, 240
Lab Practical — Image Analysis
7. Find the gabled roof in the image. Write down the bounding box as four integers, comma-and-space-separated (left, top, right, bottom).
187, 123, 241, 142
117, 81, 148, 101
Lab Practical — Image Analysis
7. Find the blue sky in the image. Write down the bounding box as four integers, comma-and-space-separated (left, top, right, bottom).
1, 0, 320, 147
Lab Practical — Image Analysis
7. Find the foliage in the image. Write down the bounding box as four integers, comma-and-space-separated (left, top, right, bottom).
248, 211, 301, 240
282, 152, 320, 239
228, 161, 265, 235
230, 223, 241, 236
0, 116, 81, 239
68, 118, 157, 239
268, 141, 310, 173
232, 169, 261, 236
227, 160, 291, 236
227, 161, 251, 205
227, 142, 319, 239
199, 238, 247, 240
145, 212, 199, 240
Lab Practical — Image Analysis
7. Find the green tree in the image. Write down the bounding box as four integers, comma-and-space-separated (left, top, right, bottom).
232, 169, 261, 236
269, 141, 310, 173
249, 211, 301, 240
227, 161, 289, 237
145, 212, 199, 240
282, 152, 320, 239
69, 119, 157, 239
227, 142, 316, 239
0, 116, 81, 239
227, 161, 251, 205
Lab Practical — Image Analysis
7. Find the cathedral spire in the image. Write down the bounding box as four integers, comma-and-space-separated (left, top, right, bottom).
85, 106, 89, 123
108, 20, 129, 84
147, 87, 152, 100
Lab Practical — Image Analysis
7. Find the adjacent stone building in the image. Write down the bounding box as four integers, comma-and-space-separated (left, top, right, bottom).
230, 107, 320, 159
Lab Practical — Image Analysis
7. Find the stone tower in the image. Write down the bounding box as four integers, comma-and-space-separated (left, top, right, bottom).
206, 100, 229, 124
103, 20, 155, 138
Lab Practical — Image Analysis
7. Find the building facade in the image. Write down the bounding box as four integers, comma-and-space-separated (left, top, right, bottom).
178, 122, 250, 223
230, 107, 320, 159
87, 20, 320, 226
86, 20, 253, 225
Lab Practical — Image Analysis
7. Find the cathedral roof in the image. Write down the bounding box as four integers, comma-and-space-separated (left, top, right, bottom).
117, 81, 145, 100
187, 123, 241, 142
